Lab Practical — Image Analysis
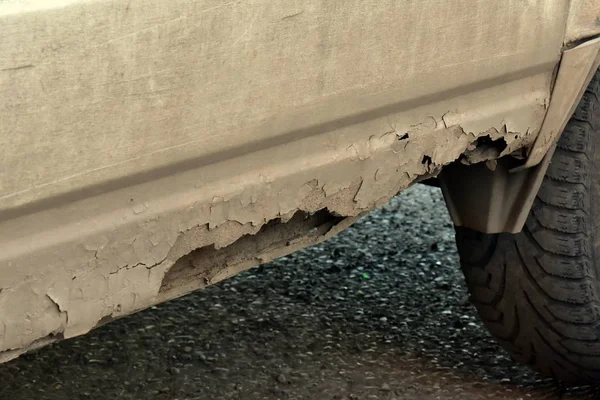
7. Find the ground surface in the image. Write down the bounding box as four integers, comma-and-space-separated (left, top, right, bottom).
1, 185, 598, 400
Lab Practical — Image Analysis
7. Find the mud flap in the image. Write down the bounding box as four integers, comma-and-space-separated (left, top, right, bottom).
439, 149, 552, 234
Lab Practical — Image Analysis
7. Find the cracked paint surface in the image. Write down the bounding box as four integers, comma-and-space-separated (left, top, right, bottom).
0, 83, 548, 359
0, 0, 581, 360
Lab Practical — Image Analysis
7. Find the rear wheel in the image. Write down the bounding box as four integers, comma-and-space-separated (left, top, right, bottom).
455, 70, 600, 383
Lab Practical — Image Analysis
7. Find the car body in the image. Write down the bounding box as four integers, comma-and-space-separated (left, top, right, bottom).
1, 0, 600, 364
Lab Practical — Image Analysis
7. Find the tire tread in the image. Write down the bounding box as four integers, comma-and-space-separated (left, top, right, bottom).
455, 70, 600, 383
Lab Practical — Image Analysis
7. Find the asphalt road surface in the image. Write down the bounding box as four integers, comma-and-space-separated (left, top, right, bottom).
1, 186, 598, 399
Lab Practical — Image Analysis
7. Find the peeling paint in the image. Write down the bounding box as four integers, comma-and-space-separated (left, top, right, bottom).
0, 90, 545, 361
0, 0, 568, 362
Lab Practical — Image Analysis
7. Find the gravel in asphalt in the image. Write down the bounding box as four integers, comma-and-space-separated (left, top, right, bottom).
0, 185, 598, 399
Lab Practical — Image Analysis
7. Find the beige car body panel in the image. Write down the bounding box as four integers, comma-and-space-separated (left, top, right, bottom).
565, 0, 600, 44
0, 0, 599, 360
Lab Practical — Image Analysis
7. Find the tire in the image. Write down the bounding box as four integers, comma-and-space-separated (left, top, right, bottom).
455, 69, 600, 383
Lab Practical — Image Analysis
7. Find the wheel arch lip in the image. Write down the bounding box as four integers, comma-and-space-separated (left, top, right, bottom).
519, 36, 600, 170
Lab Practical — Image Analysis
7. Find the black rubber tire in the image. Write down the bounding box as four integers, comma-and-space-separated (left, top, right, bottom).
455, 69, 600, 384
